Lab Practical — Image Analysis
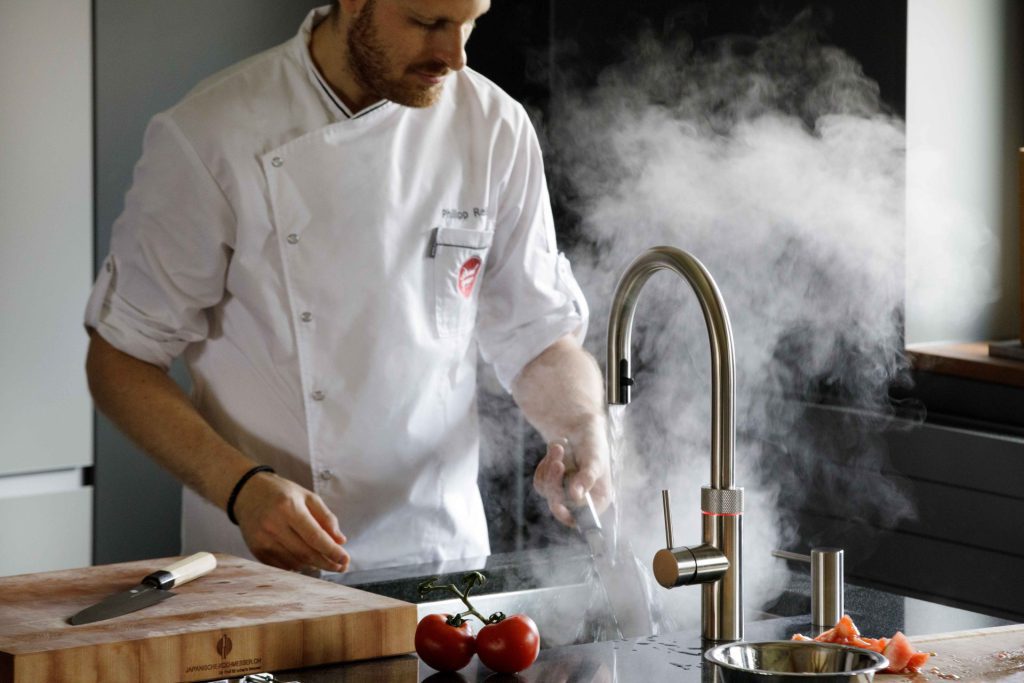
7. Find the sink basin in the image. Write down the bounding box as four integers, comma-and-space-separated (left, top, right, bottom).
330, 546, 655, 646
328, 547, 804, 648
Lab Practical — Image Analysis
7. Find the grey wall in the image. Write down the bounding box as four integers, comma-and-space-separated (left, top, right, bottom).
94, 0, 322, 563
906, 0, 1024, 343
0, 0, 93, 575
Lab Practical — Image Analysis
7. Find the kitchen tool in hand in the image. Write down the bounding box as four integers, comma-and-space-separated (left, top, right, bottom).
68, 551, 217, 625
704, 640, 889, 682
559, 438, 607, 558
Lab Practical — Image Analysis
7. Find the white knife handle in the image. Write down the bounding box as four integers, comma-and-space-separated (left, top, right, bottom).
143, 552, 217, 590
164, 552, 217, 586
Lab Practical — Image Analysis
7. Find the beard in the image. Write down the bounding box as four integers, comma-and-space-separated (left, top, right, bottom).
347, 0, 447, 108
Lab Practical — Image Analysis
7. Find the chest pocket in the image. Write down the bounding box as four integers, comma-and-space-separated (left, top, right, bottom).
430, 226, 494, 338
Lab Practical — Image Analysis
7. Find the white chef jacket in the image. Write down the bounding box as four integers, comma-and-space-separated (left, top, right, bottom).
84, 6, 588, 571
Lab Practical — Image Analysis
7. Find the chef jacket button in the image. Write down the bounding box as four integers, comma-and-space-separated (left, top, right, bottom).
105, 260, 112, 273
311, 390, 325, 401
271, 156, 283, 167
286, 233, 299, 245
300, 311, 313, 323
318, 469, 334, 482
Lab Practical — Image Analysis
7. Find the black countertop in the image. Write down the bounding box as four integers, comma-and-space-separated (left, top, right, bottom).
238, 549, 1014, 683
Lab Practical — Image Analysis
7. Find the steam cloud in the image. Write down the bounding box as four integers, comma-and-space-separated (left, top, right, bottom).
484, 14, 918, 638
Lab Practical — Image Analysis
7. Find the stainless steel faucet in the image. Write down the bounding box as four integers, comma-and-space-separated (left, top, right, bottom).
607, 246, 743, 642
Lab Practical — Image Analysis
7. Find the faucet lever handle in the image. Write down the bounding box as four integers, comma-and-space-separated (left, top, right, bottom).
662, 489, 674, 549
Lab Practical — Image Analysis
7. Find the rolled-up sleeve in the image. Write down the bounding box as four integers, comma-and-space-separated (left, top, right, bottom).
476, 111, 589, 391
84, 113, 235, 370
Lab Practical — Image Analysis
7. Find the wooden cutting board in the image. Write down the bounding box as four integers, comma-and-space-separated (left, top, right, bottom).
878, 624, 1024, 681
0, 553, 416, 683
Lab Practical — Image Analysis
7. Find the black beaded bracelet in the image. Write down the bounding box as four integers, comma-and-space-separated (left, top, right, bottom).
227, 465, 275, 525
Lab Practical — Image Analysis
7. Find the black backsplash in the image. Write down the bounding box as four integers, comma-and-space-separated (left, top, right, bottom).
468, 0, 906, 250
468, 1, 907, 131
468, 0, 910, 554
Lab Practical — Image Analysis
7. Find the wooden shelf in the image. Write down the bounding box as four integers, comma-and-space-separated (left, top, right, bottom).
907, 341, 1024, 388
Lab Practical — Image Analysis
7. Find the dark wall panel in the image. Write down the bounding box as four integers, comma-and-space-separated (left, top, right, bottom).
787, 409, 1024, 620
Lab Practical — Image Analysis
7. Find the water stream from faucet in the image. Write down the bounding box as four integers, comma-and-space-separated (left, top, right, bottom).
581, 405, 661, 639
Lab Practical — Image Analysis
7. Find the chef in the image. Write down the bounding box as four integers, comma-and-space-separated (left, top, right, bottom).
84, 0, 610, 574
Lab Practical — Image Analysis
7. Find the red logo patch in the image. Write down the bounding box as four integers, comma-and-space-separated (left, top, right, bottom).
457, 256, 482, 298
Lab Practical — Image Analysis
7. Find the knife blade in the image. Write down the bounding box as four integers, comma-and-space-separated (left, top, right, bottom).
559, 438, 608, 558
68, 552, 217, 625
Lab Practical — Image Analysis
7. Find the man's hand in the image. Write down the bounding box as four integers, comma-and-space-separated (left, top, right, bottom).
512, 334, 612, 528
86, 330, 351, 573
533, 424, 612, 527
233, 472, 350, 573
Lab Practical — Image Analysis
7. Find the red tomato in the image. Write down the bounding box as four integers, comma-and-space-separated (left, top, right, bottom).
476, 613, 540, 673
415, 614, 476, 672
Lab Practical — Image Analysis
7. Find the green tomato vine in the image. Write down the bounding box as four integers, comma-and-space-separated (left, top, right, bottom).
417, 571, 507, 625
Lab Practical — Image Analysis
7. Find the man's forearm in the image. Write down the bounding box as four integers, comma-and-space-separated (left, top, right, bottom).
85, 328, 257, 510
86, 329, 349, 571
514, 334, 610, 518
511, 334, 606, 445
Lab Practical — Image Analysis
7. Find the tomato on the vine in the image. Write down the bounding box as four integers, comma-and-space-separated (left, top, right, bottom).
476, 613, 540, 673
415, 613, 476, 672
414, 574, 542, 674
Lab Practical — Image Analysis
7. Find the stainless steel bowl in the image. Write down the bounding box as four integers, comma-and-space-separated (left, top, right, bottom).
704, 641, 889, 682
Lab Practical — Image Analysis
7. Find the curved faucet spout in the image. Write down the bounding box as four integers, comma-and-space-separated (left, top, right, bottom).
606, 246, 736, 489
606, 246, 743, 642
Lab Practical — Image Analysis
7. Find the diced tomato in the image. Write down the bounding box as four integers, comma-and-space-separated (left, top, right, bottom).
790, 616, 930, 675
883, 631, 914, 673
851, 636, 880, 651
814, 627, 837, 643
790, 618, 937, 675
906, 651, 931, 672
835, 614, 860, 640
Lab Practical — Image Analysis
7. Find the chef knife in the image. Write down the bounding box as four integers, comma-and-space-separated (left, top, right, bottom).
559, 438, 608, 558
68, 552, 217, 625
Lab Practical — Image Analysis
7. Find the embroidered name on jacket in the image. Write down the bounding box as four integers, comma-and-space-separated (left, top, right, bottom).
442, 207, 488, 221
